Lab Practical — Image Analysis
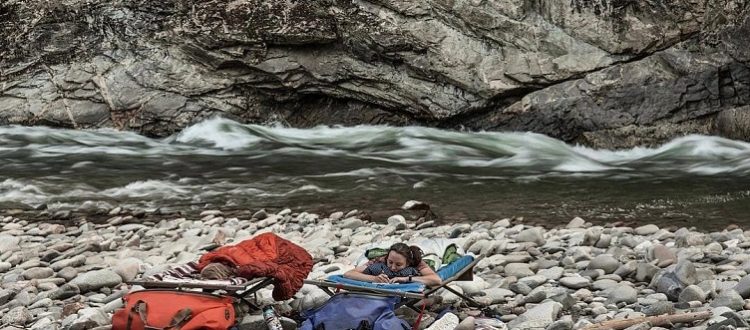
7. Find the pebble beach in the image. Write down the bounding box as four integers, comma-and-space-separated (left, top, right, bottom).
1, 207, 750, 330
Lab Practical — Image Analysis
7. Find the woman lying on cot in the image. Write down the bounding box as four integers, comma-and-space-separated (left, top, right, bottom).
343, 243, 442, 286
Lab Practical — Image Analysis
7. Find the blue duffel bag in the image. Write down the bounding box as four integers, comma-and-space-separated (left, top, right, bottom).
299, 293, 410, 330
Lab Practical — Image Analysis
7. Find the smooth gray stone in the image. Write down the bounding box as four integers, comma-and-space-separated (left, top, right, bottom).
559, 277, 591, 289
587, 255, 620, 274
636, 263, 661, 282
516, 228, 545, 246
508, 301, 562, 330
0, 235, 20, 254
605, 285, 637, 305
710, 290, 744, 311
69, 269, 122, 293
614, 261, 637, 278
546, 319, 573, 330
678, 285, 706, 304
635, 224, 659, 236
510, 282, 532, 295
504, 263, 535, 278
592, 279, 619, 291
733, 274, 750, 298
522, 290, 547, 304
21, 267, 54, 280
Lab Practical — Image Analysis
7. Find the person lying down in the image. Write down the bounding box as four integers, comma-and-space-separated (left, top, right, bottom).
343, 243, 442, 286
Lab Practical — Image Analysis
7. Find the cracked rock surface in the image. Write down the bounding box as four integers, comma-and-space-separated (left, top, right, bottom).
1, 0, 749, 147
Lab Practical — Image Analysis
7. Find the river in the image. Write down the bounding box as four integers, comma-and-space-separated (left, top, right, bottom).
1, 117, 749, 230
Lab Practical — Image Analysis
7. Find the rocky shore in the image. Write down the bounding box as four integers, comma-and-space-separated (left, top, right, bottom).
1, 207, 750, 329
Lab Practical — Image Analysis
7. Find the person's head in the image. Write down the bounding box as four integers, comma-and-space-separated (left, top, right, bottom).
386, 243, 422, 272
200, 262, 234, 280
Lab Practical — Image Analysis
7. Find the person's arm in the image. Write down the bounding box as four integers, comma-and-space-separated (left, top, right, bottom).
391, 263, 442, 286
413, 266, 442, 287
343, 263, 389, 283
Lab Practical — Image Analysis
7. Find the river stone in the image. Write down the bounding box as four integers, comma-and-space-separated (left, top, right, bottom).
518, 275, 548, 289
678, 285, 706, 303
0, 261, 11, 272
674, 260, 697, 286
592, 279, 619, 291
509, 282, 532, 295
29, 298, 53, 309
635, 224, 659, 236
49, 283, 81, 300
559, 276, 591, 289
339, 218, 364, 229
507, 301, 561, 330
2, 306, 32, 326
50, 255, 86, 271
0, 235, 21, 253
522, 290, 547, 304
733, 274, 750, 298
484, 288, 515, 304
70, 269, 122, 293
587, 255, 620, 274
21, 267, 54, 280
582, 228, 602, 246
641, 301, 675, 316
538, 267, 564, 281
650, 244, 676, 264
567, 217, 586, 229
57, 267, 78, 281
636, 263, 661, 282
29, 317, 55, 330
710, 290, 744, 311
386, 215, 407, 230
67, 308, 109, 330
0, 289, 15, 305
505, 263, 534, 278
614, 261, 637, 278
605, 285, 637, 305
547, 318, 574, 330
113, 258, 142, 282
516, 228, 545, 245
594, 234, 612, 248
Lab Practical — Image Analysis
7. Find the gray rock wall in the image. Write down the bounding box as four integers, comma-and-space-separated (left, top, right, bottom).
1, 0, 748, 147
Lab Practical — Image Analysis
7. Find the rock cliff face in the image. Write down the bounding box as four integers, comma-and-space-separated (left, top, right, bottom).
1, 0, 748, 148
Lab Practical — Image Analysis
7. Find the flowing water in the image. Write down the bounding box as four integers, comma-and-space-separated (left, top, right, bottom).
2, 117, 749, 230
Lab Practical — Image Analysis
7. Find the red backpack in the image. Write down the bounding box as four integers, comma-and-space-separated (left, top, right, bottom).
111, 290, 237, 330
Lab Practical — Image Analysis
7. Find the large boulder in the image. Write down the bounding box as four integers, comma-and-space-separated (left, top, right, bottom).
1, 0, 749, 148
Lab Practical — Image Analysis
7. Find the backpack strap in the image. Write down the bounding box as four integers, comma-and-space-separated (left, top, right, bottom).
127, 300, 191, 330
411, 301, 427, 330
165, 308, 193, 330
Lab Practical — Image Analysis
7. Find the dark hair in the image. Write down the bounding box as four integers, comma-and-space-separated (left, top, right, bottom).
388, 243, 423, 267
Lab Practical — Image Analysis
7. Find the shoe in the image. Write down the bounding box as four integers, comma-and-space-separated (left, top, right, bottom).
425, 312, 459, 330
